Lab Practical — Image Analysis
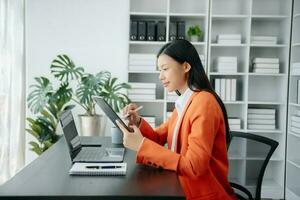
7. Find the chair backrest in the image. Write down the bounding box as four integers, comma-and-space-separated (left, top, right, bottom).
228, 131, 279, 200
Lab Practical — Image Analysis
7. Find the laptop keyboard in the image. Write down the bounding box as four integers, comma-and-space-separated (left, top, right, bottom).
75, 147, 106, 162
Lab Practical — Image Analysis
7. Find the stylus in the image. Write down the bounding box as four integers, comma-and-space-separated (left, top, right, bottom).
122, 106, 143, 119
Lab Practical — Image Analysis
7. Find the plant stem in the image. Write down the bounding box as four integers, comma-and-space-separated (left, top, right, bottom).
71, 97, 88, 111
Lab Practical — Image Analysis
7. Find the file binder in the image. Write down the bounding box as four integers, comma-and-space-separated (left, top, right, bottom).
169, 21, 177, 41
177, 21, 185, 39
146, 21, 155, 41
138, 21, 146, 41
130, 21, 137, 41
69, 163, 127, 176
157, 21, 166, 41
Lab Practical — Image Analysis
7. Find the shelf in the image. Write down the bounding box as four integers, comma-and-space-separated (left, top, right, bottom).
250, 44, 288, 48
128, 70, 160, 74
129, 41, 167, 45
292, 43, 300, 47
210, 43, 247, 47
211, 14, 249, 19
169, 13, 206, 18
294, 13, 300, 18
248, 73, 287, 77
228, 156, 245, 160
289, 103, 300, 107
246, 129, 284, 134
130, 12, 167, 17
251, 15, 289, 19
288, 159, 300, 169
190, 42, 206, 46
209, 72, 247, 76
247, 101, 284, 105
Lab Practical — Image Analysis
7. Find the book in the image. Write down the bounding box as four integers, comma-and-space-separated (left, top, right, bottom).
217, 39, 241, 45
253, 63, 280, 69
298, 80, 300, 104
217, 56, 237, 63
230, 124, 241, 130
251, 36, 277, 41
248, 108, 276, 115
253, 58, 279, 64
214, 78, 221, 97
247, 114, 275, 120
220, 79, 226, 100
292, 115, 300, 123
225, 79, 231, 101
248, 124, 276, 130
69, 163, 127, 176
253, 68, 279, 73
231, 79, 236, 101
291, 120, 300, 129
228, 118, 241, 124
248, 119, 275, 125
217, 34, 242, 40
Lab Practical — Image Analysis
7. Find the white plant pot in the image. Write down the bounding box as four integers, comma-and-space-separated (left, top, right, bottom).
190, 35, 199, 42
78, 114, 103, 136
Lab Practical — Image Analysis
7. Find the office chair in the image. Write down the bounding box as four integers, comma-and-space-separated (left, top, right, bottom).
228, 131, 279, 200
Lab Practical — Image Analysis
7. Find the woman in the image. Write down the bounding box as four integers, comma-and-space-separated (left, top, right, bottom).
116, 39, 236, 200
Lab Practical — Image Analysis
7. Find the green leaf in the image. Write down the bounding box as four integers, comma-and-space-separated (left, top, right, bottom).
99, 77, 131, 112
49, 82, 73, 105
50, 54, 84, 82
29, 141, 43, 155
75, 72, 111, 113
27, 77, 53, 114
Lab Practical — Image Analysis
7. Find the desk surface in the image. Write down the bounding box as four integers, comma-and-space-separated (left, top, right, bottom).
0, 137, 185, 200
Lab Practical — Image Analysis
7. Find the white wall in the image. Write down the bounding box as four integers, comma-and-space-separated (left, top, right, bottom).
25, 0, 129, 164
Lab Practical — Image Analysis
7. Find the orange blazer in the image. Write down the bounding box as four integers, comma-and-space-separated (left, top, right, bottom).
136, 91, 236, 200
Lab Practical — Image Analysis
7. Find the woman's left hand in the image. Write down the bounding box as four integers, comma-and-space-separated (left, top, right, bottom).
116, 120, 144, 152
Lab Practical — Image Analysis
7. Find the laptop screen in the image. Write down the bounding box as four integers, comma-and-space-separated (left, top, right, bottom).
60, 110, 82, 154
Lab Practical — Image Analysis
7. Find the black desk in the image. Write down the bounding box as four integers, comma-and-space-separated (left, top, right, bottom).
0, 137, 185, 200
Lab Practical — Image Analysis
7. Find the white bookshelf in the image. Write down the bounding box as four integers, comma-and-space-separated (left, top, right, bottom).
128, 0, 292, 199
286, 0, 300, 199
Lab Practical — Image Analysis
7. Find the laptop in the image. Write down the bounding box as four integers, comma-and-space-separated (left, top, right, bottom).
59, 109, 125, 163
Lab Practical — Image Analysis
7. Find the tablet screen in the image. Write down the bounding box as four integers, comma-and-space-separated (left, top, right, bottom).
93, 96, 133, 132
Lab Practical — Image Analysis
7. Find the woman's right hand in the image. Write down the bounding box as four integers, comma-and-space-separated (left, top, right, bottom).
123, 103, 141, 127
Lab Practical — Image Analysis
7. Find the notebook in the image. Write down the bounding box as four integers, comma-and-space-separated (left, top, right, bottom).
69, 162, 127, 176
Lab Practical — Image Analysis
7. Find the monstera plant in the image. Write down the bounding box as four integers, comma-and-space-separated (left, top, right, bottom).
27, 54, 131, 155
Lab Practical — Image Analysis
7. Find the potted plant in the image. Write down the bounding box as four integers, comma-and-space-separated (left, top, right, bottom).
26, 77, 75, 155
187, 25, 202, 42
27, 54, 131, 152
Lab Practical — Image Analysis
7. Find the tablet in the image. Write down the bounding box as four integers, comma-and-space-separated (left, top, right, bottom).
93, 96, 133, 132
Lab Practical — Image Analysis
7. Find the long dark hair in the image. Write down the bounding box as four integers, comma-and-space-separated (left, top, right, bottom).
157, 39, 230, 146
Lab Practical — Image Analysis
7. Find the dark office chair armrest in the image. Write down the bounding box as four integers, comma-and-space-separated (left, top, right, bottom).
230, 182, 254, 200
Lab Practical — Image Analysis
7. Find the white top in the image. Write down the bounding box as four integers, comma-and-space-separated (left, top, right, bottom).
171, 88, 194, 152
